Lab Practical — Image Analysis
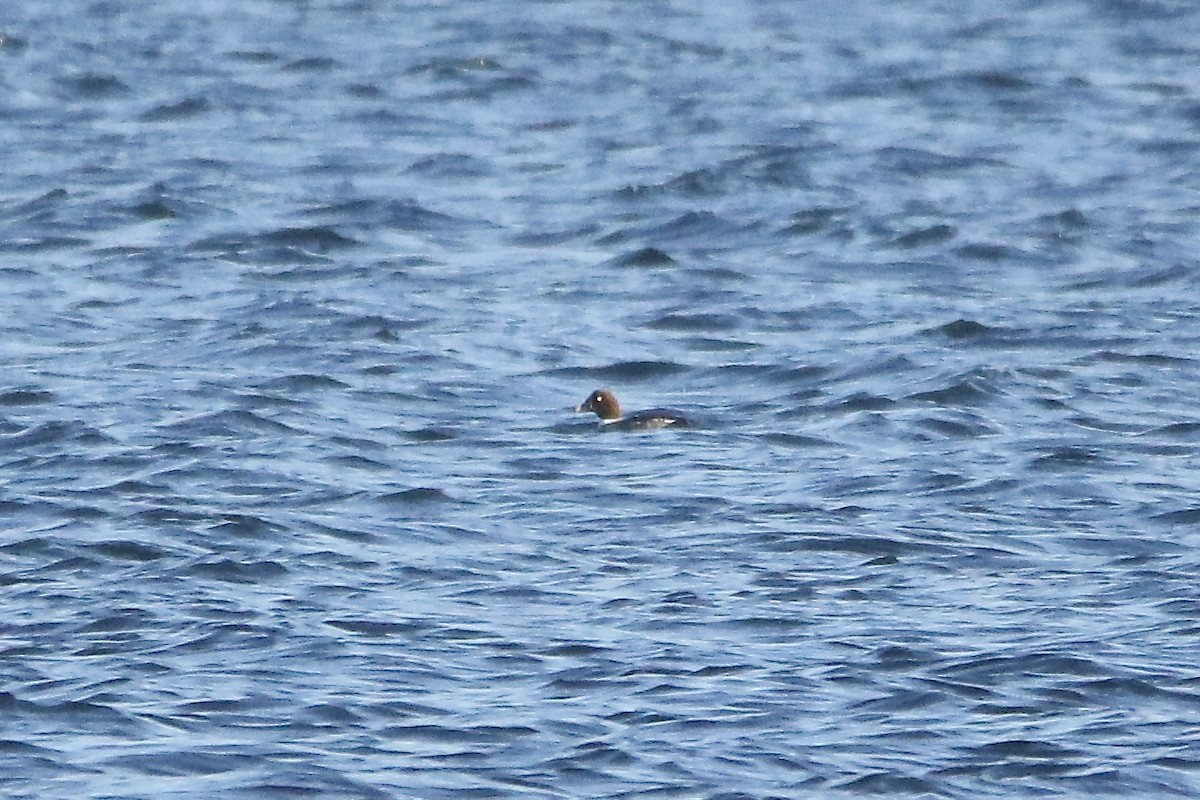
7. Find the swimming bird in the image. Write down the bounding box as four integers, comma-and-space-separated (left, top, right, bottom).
574, 388, 689, 430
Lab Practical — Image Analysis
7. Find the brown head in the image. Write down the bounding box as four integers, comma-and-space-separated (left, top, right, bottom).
575, 388, 621, 420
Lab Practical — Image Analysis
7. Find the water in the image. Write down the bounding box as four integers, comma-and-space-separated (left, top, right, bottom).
3, 1, 1200, 797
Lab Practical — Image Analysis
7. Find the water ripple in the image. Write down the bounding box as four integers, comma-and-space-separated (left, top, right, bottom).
3, 1, 1200, 798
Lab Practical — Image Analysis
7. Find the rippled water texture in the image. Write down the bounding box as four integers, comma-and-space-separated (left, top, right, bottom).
3, 1, 1200, 798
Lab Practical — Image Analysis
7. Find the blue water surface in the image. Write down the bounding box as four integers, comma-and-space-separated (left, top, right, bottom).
3, 1, 1200, 798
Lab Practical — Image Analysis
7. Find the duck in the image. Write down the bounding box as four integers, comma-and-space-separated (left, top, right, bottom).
573, 388, 689, 430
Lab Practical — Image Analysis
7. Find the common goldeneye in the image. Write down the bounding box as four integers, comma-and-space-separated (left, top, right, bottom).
574, 388, 689, 430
